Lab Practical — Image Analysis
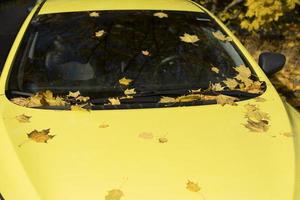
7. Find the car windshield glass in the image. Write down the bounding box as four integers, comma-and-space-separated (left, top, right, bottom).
7, 10, 265, 110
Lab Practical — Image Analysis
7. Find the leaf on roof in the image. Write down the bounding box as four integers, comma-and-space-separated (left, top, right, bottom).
95, 30, 105, 38
89, 11, 100, 17
211, 66, 220, 73
153, 12, 168, 18
212, 30, 232, 42
16, 114, 31, 123
223, 78, 239, 90
138, 132, 154, 139
119, 77, 133, 86
180, 33, 200, 44
27, 129, 55, 144
124, 88, 136, 96
105, 189, 124, 200
216, 95, 238, 106
142, 50, 151, 56
108, 98, 121, 105
186, 180, 201, 192
244, 104, 270, 132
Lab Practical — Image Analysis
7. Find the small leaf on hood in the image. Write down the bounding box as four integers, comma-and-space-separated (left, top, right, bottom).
16, 114, 31, 123
153, 12, 168, 18
180, 33, 200, 44
216, 95, 238, 106
95, 30, 105, 38
105, 189, 124, 200
124, 88, 136, 96
280, 132, 293, 137
68, 91, 81, 98
244, 104, 270, 132
158, 137, 168, 143
108, 98, 121, 105
89, 11, 100, 17
212, 30, 232, 42
186, 180, 201, 192
99, 123, 110, 128
211, 66, 220, 73
119, 77, 133, 86
138, 132, 154, 139
255, 96, 266, 102
27, 129, 55, 143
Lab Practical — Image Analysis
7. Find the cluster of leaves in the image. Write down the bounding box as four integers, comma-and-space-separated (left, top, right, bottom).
244, 104, 270, 132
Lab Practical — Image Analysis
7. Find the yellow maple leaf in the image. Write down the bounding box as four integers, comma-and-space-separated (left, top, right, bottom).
89, 11, 100, 17
180, 33, 200, 44
216, 95, 238, 106
244, 104, 270, 132
124, 88, 136, 96
186, 180, 201, 192
11, 97, 30, 107
105, 189, 124, 200
68, 91, 81, 98
95, 30, 105, 38
108, 98, 121, 105
159, 96, 177, 103
153, 12, 168, 18
16, 114, 31, 123
234, 65, 251, 81
212, 30, 232, 42
210, 83, 224, 91
46, 96, 66, 106
119, 77, 133, 86
27, 129, 54, 143
211, 66, 220, 73
223, 78, 238, 90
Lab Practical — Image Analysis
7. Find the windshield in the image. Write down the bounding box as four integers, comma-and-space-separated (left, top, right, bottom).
7, 10, 265, 110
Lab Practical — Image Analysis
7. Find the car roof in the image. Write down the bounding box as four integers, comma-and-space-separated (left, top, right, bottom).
38, 0, 204, 15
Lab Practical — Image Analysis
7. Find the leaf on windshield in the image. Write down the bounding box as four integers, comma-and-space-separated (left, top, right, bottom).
223, 78, 239, 90
159, 96, 177, 103
16, 114, 31, 123
211, 66, 220, 73
71, 105, 88, 111
99, 123, 110, 128
124, 88, 136, 96
159, 137, 168, 143
76, 96, 90, 102
142, 50, 151, 56
189, 88, 201, 93
108, 97, 121, 105
119, 77, 133, 86
139, 132, 154, 139
153, 12, 168, 18
42, 90, 66, 106
216, 95, 238, 106
186, 180, 201, 192
28, 94, 44, 107
68, 91, 81, 98
234, 65, 251, 81
105, 189, 124, 200
210, 83, 224, 91
27, 129, 54, 144
180, 33, 200, 44
95, 30, 105, 38
89, 11, 100, 17
244, 104, 270, 132
176, 94, 203, 102
212, 30, 232, 42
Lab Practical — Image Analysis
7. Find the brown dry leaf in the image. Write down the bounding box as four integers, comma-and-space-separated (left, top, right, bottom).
16, 114, 31, 123
210, 83, 224, 91
119, 77, 133, 86
138, 132, 154, 139
71, 105, 88, 111
159, 96, 177, 104
142, 50, 150, 56
158, 137, 168, 143
108, 98, 121, 105
27, 94, 44, 107
99, 123, 110, 128
11, 97, 30, 107
234, 65, 251, 81
89, 11, 100, 17
176, 94, 203, 102
68, 91, 81, 98
46, 96, 66, 106
212, 30, 232, 42
223, 78, 239, 90
180, 33, 200, 44
186, 180, 201, 192
124, 88, 136, 96
244, 119, 269, 132
211, 66, 220, 73
244, 104, 270, 132
153, 12, 168, 18
246, 81, 263, 94
27, 129, 54, 143
105, 189, 124, 200
95, 30, 105, 38
216, 95, 238, 106
255, 97, 266, 102
280, 132, 294, 137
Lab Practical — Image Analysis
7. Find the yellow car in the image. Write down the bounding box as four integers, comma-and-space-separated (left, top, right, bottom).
0, 0, 299, 200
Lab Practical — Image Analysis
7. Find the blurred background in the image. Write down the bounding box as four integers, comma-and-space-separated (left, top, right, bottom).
0, 0, 299, 110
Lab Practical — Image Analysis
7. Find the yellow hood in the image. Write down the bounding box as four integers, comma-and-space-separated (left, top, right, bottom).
0, 89, 295, 200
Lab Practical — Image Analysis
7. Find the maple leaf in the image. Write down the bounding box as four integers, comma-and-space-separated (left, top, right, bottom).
212, 30, 232, 42
280, 132, 294, 137
68, 91, 81, 98
138, 132, 154, 139
71, 105, 88, 111
189, 88, 201, 93
105, 189, 124, 200
177, 94, 203, 102
186, 180, 201, 192
246, 81, 263, 94
124, 88, 136, 96
89, 11, 100, 17
216, 95, 238, 106
108, 98, 121, 105
234, 65, 251, 81
16, 114, 31, 123
180, 33, 200, 44
211, 66, 220, 73
76, 96, 90, 102
223, 78, 238, 90
11, 97, 30, 107
159, 96, 177, 103
27, 129, 55, 143
95, 30, 105, 38
119, 77, 133, 86
159, 137, 168, 143
46, 96, 66, 106
43, 90, 54, 99
210, 83, 224, 91
27, 94, 44, 107
244, 119, 269, 132
153, 12, 168, 18
99, 123, 110, 128
244, 104, 270, 132
142, 50, 150, 56
255, 97, 266, 102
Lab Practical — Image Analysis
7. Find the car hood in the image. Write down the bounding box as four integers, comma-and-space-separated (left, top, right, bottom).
0, 91, 296, 200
